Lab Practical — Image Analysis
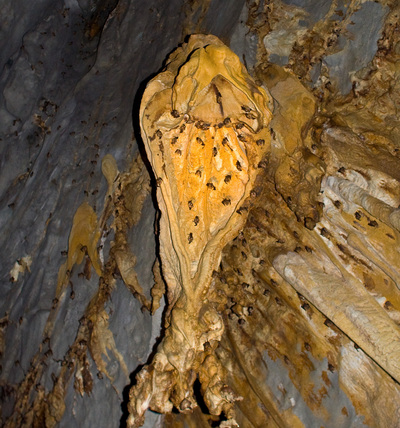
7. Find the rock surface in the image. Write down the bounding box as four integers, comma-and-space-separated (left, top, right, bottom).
1, 0, 399, 427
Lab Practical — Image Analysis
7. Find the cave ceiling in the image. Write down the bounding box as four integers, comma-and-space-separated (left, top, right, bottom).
0, 0, 400, 427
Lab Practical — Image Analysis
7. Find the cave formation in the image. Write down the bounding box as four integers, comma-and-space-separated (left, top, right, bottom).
1, 1, 400, 428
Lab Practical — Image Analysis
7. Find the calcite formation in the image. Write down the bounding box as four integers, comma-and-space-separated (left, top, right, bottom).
127, 34, 272, 426
2, 2, 400, 427
1, 150, 151, 428
162, 4, 400, 424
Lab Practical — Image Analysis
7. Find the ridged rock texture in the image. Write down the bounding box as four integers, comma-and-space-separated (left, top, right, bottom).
1, 1, 400, 427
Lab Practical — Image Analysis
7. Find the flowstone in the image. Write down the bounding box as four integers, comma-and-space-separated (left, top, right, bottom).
127, 34, 272, 427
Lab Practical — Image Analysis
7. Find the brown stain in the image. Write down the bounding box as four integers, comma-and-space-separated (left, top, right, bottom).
321, 371, 331, 388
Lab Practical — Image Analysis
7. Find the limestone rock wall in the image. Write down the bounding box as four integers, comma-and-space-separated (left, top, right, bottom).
1, 0, 399, 427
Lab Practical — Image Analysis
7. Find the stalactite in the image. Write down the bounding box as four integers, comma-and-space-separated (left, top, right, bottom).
127, 34, 272, 427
